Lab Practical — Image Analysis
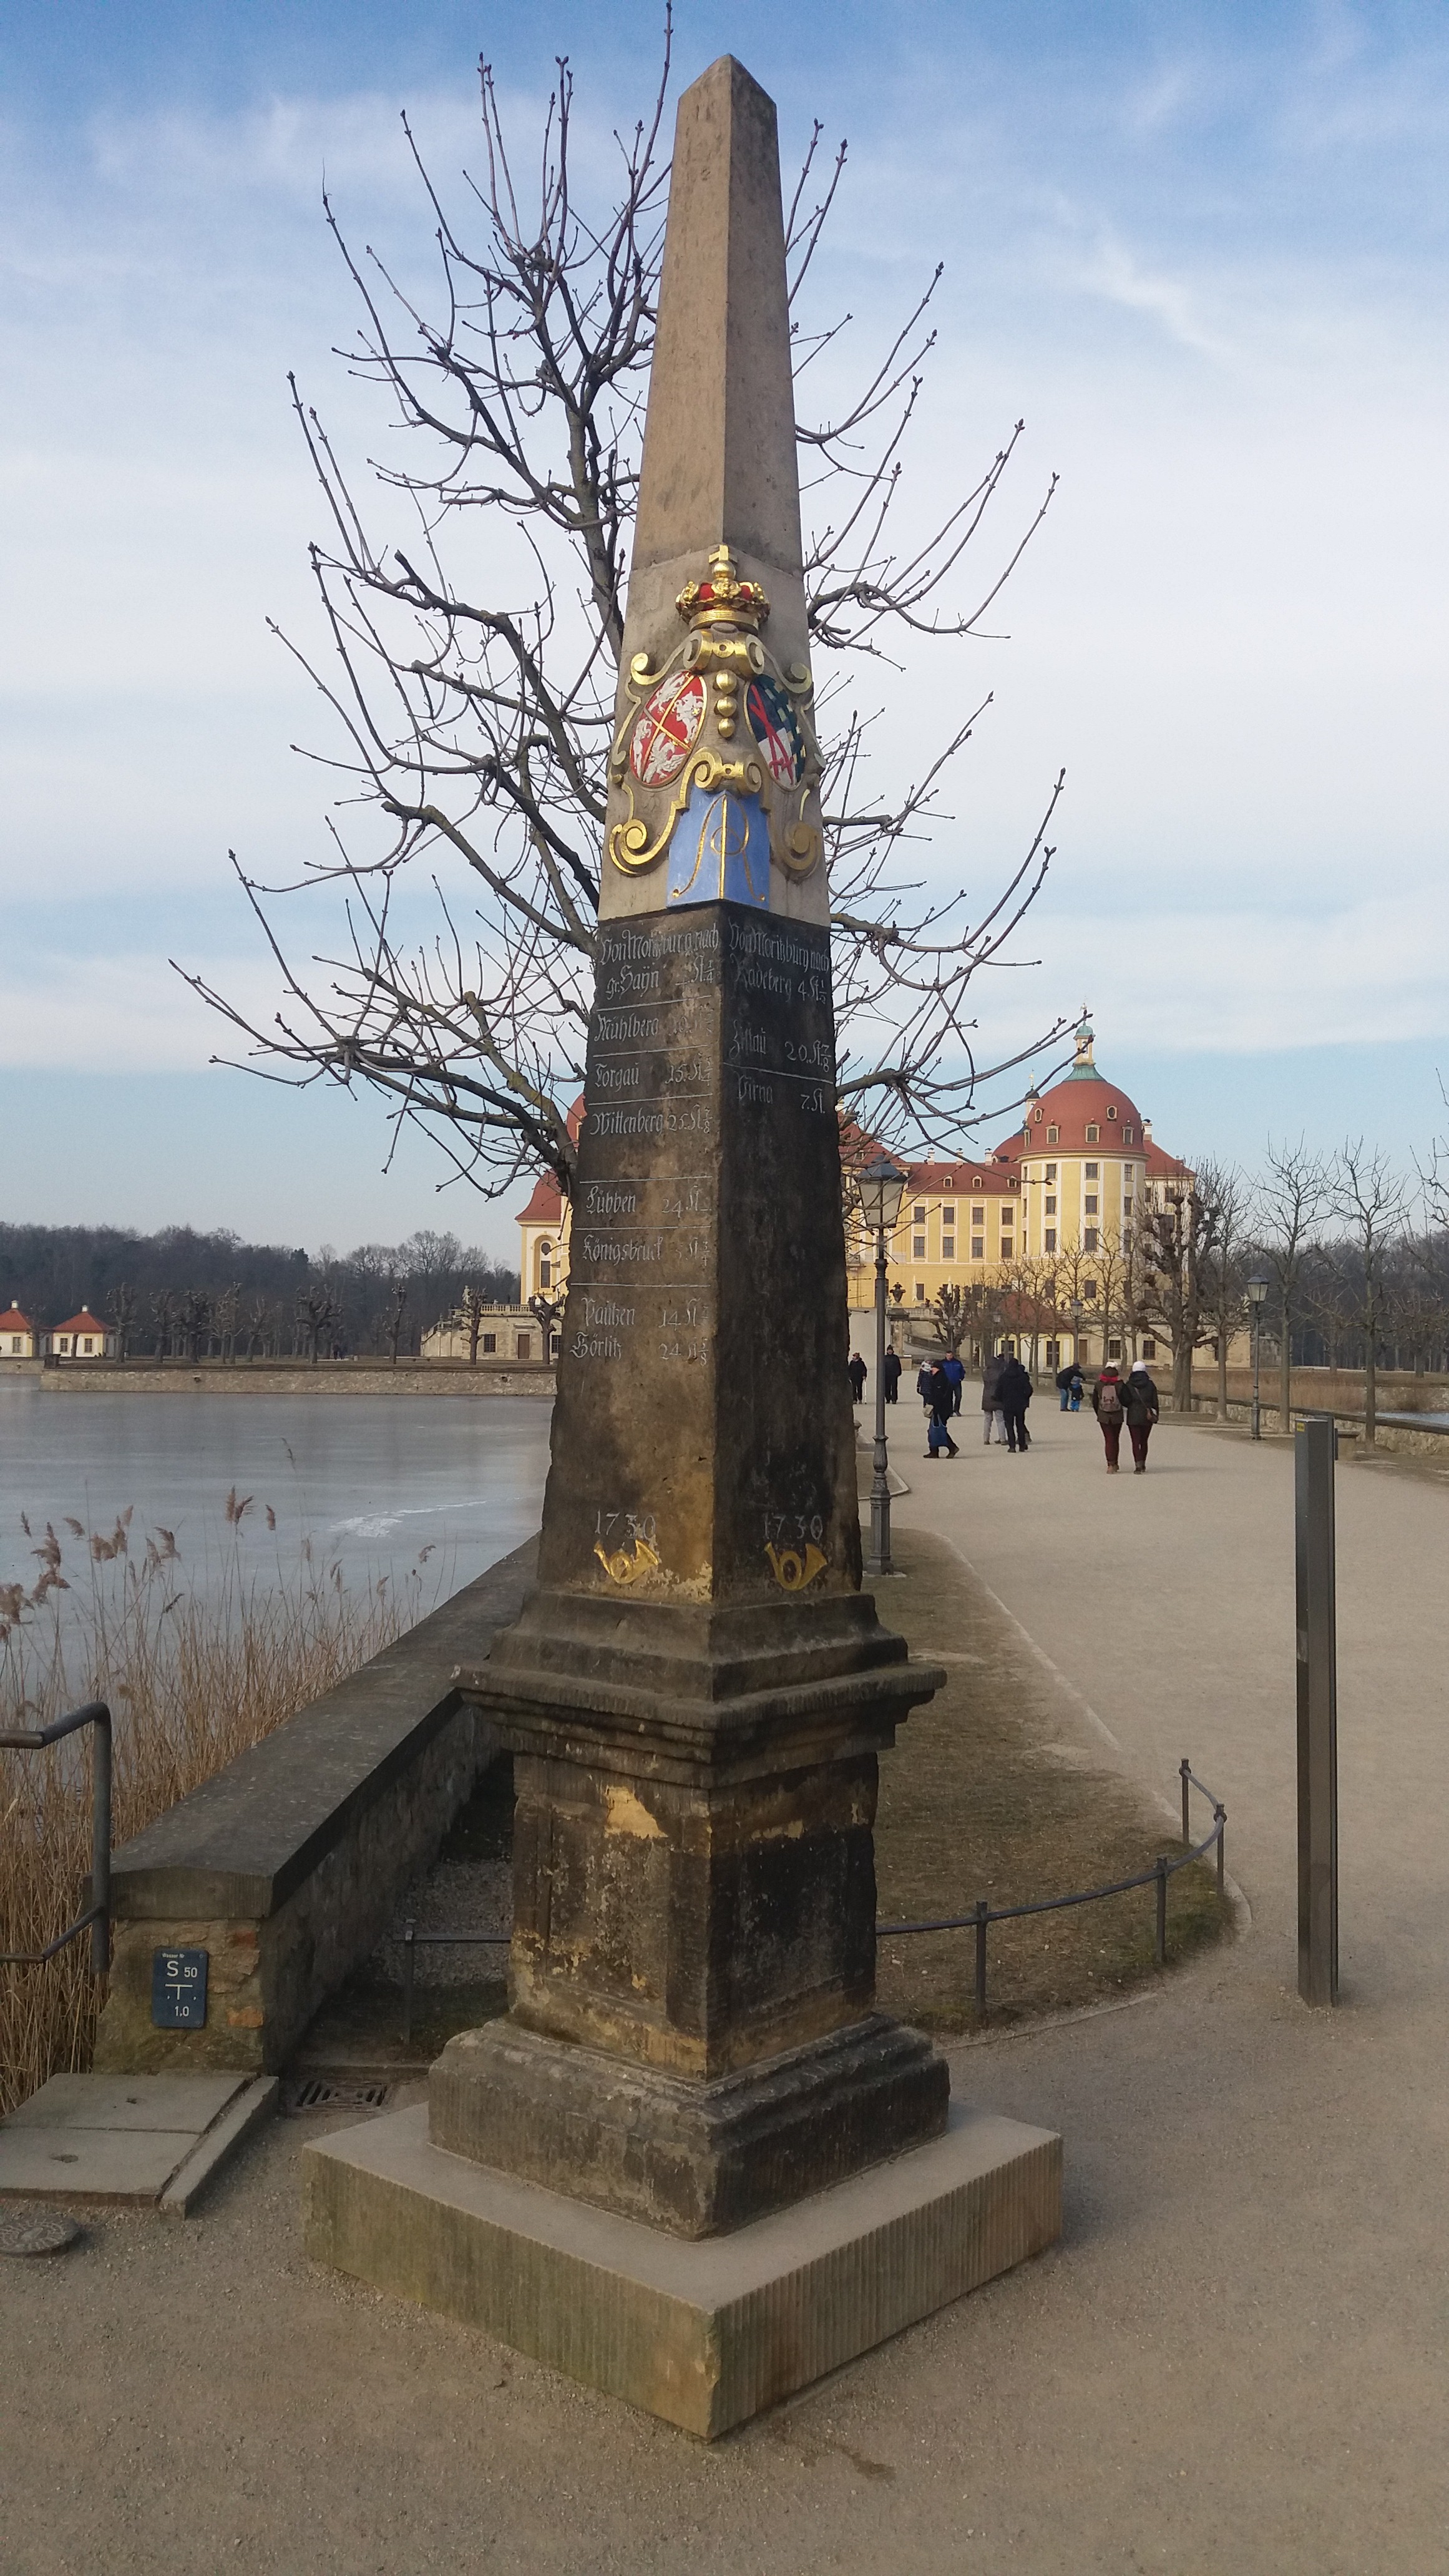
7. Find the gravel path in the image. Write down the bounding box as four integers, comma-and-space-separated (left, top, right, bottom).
5, 1416, 1447, 2573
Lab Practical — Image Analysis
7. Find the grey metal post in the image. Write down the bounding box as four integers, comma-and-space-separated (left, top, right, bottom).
1295, 1416, 1339, 2004
864, 1228, 893, 1576
90, 1708, 112, 1976
1251, 1304, 1262, 1441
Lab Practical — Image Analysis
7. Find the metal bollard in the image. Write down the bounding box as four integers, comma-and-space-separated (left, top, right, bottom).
973, 1898, 989, 2017
402, 1920, 416, 2049
1215, 1805, 1226, 1896
1179, 1757, 1191, 1845
1154, 1855, 1168, 1966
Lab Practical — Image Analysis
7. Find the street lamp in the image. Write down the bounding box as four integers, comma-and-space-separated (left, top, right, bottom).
1246, 1272, 1270, 1440
857, 1155, 908, 1576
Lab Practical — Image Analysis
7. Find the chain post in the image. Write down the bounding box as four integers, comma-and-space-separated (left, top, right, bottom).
1154, 1855, 1168, 1966
973, 1898, 989, 2018
1179, 1757, 1191, 1845
402, 1920, 416, 2049
1215, 1805, 1226, 1896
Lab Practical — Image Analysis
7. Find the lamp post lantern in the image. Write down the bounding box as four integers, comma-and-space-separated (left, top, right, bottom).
1247, 1272, 1270, 1440
858, 1155, 909, 1576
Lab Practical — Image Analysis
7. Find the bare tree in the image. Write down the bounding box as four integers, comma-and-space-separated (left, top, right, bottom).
1201, 1166, 1250, 1420
1329, 1141, 1411, 1445
177, 21, 1068, 1211
1136, 1168, 1227, 1413
462, 1281, 485, 1366
113, 1281, 137, 1365
1252, 1136, 1329, 1434
150, 1287, 177, 1364
296, 1277, 339, 1366
384, 1280, 410, 1368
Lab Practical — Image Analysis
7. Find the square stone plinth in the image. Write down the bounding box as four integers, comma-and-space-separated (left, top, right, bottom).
302, 2098, 1061, 2437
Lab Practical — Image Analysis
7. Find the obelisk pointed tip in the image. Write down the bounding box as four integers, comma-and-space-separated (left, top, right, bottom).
681, 54, 778, 114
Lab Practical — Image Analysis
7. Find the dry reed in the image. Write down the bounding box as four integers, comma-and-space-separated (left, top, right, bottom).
1, 1496, 436, 2112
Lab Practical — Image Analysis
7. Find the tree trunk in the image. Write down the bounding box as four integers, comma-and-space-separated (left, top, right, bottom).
1173, 1338, 1193, 1413
1364, 1336, 1377, 1446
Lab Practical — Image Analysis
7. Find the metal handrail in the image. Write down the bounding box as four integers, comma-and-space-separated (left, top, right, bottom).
877, 1758, 1227, 2017
393, 1760, 1228, 2041
0, 1701, 112, 1976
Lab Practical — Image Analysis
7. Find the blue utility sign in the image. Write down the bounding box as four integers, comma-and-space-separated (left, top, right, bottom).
152, 1946, 208, 2029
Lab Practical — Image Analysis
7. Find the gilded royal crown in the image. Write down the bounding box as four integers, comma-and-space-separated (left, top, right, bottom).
676, 544, 770, 633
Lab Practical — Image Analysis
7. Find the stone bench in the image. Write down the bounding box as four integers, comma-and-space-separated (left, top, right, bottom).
94, 1539, 536, 2076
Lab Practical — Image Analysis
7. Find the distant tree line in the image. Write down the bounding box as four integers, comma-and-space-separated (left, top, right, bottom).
0, 1224, 518, 1364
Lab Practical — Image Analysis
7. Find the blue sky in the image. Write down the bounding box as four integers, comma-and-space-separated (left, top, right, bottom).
2, 1, 1447, 1256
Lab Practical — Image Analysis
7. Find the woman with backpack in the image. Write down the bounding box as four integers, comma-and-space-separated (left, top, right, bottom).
1123, 1358, 1160, 1471
1092, 1364, 1126, 1471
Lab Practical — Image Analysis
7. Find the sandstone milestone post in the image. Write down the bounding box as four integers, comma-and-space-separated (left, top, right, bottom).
305, 62, 1061, 2429
432, 55, 950, 2235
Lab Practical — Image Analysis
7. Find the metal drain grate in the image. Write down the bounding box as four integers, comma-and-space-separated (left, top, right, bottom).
281, 2078, 391, 2115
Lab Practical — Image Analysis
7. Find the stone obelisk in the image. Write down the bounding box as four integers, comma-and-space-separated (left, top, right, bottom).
430, 56, 949, 2235
305, 59, 1061, 2432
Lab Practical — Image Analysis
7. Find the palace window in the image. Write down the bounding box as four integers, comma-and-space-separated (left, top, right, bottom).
1045, 1194, 1056, 1214
1086, 1123, 1100, 1143
1046, 1125, 1059, 1143
972, 1176, 982, 1190
1123, 1128, 1135, 1144
1143, 1339, 1156, 1359
1085, 1195, 1098, 1216
1085, 1227, 1099, 1251
1085, 1161, 1099, 1179
1106, 1106, 1118, 1122
1045, 1227, 1057, 1253
1083, 1280, 1098, 1301
913, 1235, 926, 1259
971, 1239, 984, 1260
915, 1282, 925, 1302
1046, 1161, 1057, 1181
482, 1333, 497, 1354
914, 1204, 926, 1221
1108, 1337, 1122, 1359
942, 1177, 953, 1190
517, 1334, 532, 1360
942, 1234, 955, 1256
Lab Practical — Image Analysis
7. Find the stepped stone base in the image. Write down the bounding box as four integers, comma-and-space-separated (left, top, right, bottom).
302, 2097, 1061, 2437
431, 2014, 949, 2238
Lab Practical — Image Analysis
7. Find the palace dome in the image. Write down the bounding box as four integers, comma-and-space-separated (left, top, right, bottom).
997, 1017, 1148, 1158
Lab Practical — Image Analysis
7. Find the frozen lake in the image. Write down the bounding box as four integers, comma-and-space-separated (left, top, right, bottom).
0, 1382, 552, 1609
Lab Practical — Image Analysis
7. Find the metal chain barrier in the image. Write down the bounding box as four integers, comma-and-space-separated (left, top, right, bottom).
395, 1760, 1228, 2041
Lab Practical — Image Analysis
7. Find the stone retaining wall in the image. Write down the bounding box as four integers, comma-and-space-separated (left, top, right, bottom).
93, 1538, 538, 2076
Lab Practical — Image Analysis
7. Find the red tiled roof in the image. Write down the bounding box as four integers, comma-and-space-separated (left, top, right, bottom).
54, 1309, 108, 1337
904, 1159, 1017, 1198
517, 1174, 564, 1223
0, 1307, 32, 1332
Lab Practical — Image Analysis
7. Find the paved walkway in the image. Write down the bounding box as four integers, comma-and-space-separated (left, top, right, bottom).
7, 1417, 1448, 2573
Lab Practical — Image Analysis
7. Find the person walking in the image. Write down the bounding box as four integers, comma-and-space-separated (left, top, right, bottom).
848, 1351, 867, 1405
1123, 1357, 1160, 1471
981, 1349, 1007, 1446
1056, 1360, 1076, 1412
916, 1356, 936, 1418
998, 1352, 1033, 1453
942, 1350, 966, 1415
1092, 1363, 1125, 1471
882, 1347, 901, 1405
1068, 1364, 1085, 1411
924, 1360, 960, 1460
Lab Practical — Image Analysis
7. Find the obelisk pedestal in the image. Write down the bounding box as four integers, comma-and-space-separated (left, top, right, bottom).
303, 54, 1060, 2426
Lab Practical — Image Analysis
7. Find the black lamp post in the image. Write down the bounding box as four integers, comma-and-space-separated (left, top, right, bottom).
857, 1155, 908, 1576
1247, 1272, 1270, 1440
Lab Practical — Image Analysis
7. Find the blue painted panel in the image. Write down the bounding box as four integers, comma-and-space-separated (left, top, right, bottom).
666, 785, 771, 909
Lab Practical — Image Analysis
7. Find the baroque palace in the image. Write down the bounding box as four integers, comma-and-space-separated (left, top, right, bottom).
513, 1021, 1193, 1372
